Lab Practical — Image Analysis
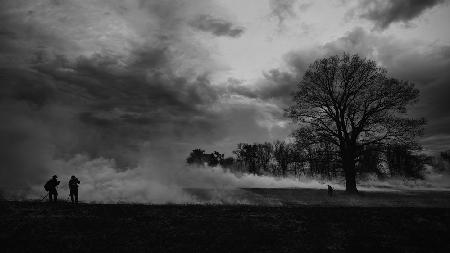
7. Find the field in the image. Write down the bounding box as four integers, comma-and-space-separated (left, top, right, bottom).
1, 188, 450, 252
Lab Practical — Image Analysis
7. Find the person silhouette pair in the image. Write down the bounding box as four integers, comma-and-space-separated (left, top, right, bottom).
44, 175, 80, 203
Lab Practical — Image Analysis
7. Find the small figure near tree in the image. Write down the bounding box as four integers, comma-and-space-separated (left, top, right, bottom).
69, 175, 80, 204
328, 185, 333, 197
288, 53, 425, 193
44, 175, 60, 202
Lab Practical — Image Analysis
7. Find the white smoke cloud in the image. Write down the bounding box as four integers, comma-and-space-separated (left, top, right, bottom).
3, 151, 448, 205
358, 166, 450, 191
19, 152, 341, 204
25, 154, 192, 203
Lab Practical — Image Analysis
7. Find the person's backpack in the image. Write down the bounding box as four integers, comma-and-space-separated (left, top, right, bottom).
44, 180, 51, 191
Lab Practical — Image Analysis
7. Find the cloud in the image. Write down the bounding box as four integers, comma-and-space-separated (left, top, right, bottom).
223, 70, 297, 106
0, 0, 293, 198
24, 48, 228, 162
221, 29, 380, 107
190, 15, 245, 37
269, 0, 297, 25
351, 0, 446, 30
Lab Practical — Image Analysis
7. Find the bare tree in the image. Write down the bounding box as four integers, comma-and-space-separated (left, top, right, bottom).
273, 140, 292, 176
288, 53, 425, 193
186, 149, 207, 165
233, 143, 258, 174
256, 142, 273, 173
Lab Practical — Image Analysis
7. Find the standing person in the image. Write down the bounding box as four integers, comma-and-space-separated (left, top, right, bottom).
69, 175, 80, 203
44, 175, 60, 202
327, 185, 333, 197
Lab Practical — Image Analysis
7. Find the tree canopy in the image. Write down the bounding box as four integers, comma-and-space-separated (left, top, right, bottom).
287, 53, 425, 192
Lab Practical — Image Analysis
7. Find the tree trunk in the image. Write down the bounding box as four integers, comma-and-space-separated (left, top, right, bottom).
345, 168, 358, 193
343, 150, 358, 193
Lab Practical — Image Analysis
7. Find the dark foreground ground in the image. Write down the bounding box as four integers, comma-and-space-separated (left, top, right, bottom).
1, 199, 450, 252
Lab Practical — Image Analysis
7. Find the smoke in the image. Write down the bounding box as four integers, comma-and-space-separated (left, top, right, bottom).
177, 167, 337, 189
25, 155, 192, 204
358, 166, 450, 191
3, 146, 449, 204
14, 152, 340, 204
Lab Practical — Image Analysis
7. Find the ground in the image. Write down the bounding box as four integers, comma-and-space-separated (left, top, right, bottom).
1, 188, 450, 252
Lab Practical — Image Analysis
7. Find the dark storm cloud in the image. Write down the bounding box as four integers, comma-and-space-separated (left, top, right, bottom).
0, 46, 235, 176
352, 0, 446, 30
35, 48, 223, 137
0, 0, 292, 192
190, 15, 245, 37
222, 69, 298, 107
0, 67, 56, 107
225, 49, 321, 107
258, 69, 298, 103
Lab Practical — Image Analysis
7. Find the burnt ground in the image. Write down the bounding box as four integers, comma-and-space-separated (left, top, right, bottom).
1, 197, 450, 253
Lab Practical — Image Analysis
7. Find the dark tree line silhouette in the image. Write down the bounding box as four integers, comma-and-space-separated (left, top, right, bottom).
186, 149, 234, 168
186, 141, 434, 181
432, 150, 450, 173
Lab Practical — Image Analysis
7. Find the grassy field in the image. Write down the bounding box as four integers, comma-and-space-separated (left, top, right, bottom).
186, 188, 450, 207
1, 188, 450, 252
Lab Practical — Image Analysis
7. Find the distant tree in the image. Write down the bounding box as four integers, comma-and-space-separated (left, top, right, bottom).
313, 142, 340, 179
434, 150, 450, 172
385, 144, 427, 179
187, 149, 207, 165
255, 142, 273, 173
289, 143, 308, 176
233, 143, 259, 174
288, 53, 425, 193
273, 140, 292, 176
220, 157, 235, 169
292, 129, 340, 178
356, 145, 384, 177
187, 149, 227, 167
207, 151, 225, 167
441, 150, 450, 162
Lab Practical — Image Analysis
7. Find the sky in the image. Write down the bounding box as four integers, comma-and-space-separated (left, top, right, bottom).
1, 0, 450, 192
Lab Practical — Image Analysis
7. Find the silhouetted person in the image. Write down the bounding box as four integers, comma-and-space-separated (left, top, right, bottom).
327, 185, 333, 197
69, 175, 80, 203
44, 175, 60, 202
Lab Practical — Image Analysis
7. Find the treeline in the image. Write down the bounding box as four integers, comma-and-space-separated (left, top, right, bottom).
432, 150, 450, 173
186, 141, 446, 179
186, 149, 234, 168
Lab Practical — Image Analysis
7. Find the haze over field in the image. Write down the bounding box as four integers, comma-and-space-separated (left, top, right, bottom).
1, 0, 450, 203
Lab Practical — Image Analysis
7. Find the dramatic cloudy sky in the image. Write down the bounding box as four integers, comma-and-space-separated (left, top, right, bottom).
1, 0, 450, 187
